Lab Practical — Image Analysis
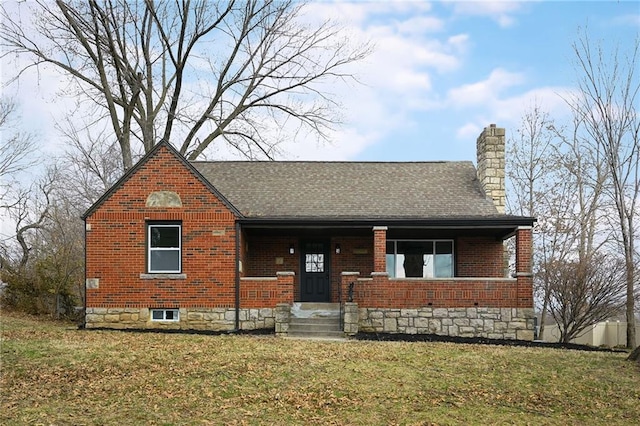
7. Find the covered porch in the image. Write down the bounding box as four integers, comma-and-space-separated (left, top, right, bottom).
236, 219, 535, 338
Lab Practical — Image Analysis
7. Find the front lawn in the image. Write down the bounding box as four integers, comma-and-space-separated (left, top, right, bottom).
1, 311, 639, 425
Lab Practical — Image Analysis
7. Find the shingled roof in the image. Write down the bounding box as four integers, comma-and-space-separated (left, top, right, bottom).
192, 161, 500, 219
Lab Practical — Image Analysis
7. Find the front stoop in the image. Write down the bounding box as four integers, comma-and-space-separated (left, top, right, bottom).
287, 302, 345, 340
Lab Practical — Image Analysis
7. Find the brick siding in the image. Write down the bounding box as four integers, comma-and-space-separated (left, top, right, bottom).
86, 145, 237, 309
456, 236, 506, 277
85, 144, 534, 331
341, 273, 532, 309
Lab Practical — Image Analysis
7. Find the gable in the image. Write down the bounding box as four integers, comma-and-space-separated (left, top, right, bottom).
83, 141, 240, 220
192, 161, 500, 219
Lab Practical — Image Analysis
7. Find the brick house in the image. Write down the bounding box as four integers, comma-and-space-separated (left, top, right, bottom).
83, 125, 536, 340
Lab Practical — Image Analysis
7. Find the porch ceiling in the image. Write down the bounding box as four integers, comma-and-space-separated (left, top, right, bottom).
239, 216, 534, 240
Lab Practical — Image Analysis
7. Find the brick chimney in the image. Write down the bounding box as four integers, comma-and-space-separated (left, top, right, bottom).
476, 124, 505, 214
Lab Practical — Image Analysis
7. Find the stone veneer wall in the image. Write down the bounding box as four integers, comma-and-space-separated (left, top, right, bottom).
85, 307, 275, 331
476, 124, 506, 214
86, 305, 535, 340
358, 307, 535, 340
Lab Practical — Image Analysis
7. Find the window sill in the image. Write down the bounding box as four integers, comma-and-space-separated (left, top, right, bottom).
140, 273, 187, 280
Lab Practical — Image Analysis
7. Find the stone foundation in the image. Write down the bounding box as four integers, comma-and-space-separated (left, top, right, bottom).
85, 307, 275, 331
343, 302, 359, 336
358, 307, 535, 340
85, 305, 535, 340
274, 303, 290, 336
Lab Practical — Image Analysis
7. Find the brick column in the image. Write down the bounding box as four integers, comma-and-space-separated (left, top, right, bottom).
373, 226, 387, 273
515, 226, 533, 307
276, 271, 295, 304
515, 226, 532, 276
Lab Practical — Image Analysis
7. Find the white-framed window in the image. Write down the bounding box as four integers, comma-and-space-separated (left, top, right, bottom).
148, 223, 181, 273
151, 309, 179, 322
386, 240, 454, 278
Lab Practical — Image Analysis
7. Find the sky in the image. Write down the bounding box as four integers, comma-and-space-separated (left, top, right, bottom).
2, 0, 639, 166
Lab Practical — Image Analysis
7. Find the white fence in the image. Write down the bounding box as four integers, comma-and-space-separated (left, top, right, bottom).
542, 321, 640, 347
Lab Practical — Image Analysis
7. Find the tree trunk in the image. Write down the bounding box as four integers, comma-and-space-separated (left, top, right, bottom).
627, 345, 640, 363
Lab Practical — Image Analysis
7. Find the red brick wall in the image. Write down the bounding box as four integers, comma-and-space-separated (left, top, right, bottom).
456, 236, 505, 278
245, 236, 300, 277
85, 145, 237, 309
86, 144, 530, 312
342, 274, 530, 309
330, 236, 374, 302
373, 227, 387, 272
515, 227, 534, 306
515, 227, 532, 274
245, 235, 374, 302
240, 274, 295, 308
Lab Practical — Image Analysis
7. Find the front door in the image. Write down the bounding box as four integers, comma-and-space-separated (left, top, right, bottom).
300, 241, 331, 302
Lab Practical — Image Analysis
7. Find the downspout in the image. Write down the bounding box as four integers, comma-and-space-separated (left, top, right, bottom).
234, 221, 241, 331
81, 217, 87, 329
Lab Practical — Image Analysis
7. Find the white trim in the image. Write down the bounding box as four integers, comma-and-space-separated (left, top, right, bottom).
150, 308, 180, 322
148, 223, 181, 273
386, 239, 454, 278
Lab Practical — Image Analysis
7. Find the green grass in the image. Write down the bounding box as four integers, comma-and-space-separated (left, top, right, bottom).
2, 311, 639, 425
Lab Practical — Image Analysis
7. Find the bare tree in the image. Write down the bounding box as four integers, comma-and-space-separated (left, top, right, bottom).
57, 118, 124, 208
547, 253, 626, 343
507, 103, 612, 341
506, 104, 557, 339
0, 167, 56, 313
567, 31, 639, 348
1, 0, 370, 170
0, 97, 37, 198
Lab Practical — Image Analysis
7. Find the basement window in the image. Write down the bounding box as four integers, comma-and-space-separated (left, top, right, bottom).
151, 309, 179, 322
386, 240, 453, 278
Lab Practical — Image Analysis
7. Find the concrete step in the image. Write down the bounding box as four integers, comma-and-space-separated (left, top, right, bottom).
287, 329, 346, 340
291, 302, 340, 318
289, 320, 342, 333
287, 303, 344, 339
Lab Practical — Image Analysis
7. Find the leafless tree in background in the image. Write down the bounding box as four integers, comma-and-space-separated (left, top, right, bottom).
547, 254, 626, 344
1, 0, 370, 170
507, 103, 613, 341
566, 31, 639, 349
56, 117, 124, 207
0, 97, 37, 199
506, 104, 557, 339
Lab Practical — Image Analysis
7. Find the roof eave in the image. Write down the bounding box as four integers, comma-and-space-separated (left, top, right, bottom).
238, 216, 536, 228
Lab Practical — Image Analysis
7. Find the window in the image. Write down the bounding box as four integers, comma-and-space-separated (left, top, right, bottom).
305, 254, 325, 272
151, 309, 179, 321
304, 243, 325, 273
386, 240, 453, 278
148, 223, 181, 273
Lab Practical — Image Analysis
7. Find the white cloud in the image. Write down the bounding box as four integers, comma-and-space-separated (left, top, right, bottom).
454, 86, 575, 141
448, 33, 470, 53
447, 68, 526, 108
448, 1, 528, 28
456, 122, 483, 140
395, 15, 444, 34
303, 1, 433, 26
289, 2, 474, 158
279, 127, 381, 161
